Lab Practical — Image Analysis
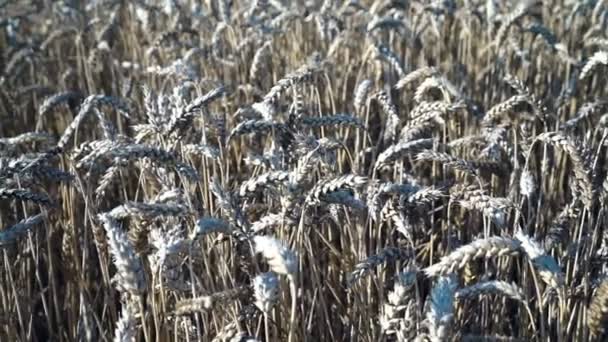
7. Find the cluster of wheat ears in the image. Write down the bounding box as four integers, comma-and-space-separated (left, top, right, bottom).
3, 0, 608, 341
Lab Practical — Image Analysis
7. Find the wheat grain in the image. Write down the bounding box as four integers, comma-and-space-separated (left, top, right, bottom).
426, 275, 457, 341
348, 247, 414, 288
0, 188, 54, 207
354, 79, 373, 112
253, 272, 280, 314
455, 280, 525, 303
99, 214, 146, 296
425, 237, 521, 277
589, 278, 608, 339
113, 304, 137, 342
239, 171, 290, 197
252, 235, 297, 276
580, 51, 608, 80
375, 138, 434, 169
515, 231, 564, 288
0, 213, 46, 247
174, 287, 250, 315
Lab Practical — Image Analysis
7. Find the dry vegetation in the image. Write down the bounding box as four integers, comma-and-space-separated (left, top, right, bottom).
3, 0, 608, 341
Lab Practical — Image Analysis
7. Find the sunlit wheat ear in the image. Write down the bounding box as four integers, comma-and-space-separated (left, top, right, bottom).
399, 122, 441, 148
239, 171, 290, 197
425, 275, 457, 342
183, 143, 221, 160
0, 213, 45, 247
166, 85, 225, 135
545, 203, 579, 249
306, 174, 368, 206
40, 27, 79, 51
322, 190, 367, 210
407, 187, 444, 207
228, 119, 276, 141
0, 187, 54, 207
503, 74, 543, 113
57, 95, 130, 149
365, 12, 414, 35
374, 90, 401, 143
454, 189, 513, 227
374, 138, 435, 170
261, 52, 324, 111
152, 188, 184, 203
108, 201, 190, 220
212, 321, 260, 342
4, 46, 34, 79
354, 79, 373, 112
535, 132, 595, 208
416, 150, 479, 175
210, 177, 249, 230
98, 214, 146, 296
250, 41, 272, 81
0, 154, 71, 184
253, 272, 280, 314
562, 100, 608, 130
366, 181, 419, 221
409, 101, 460, 124
211, 23, 236, 66
80, 142, 198, 180
394, 66, 439, 91
0, 132, 54, 150
348, 247, 414, 288
95, 164, 123, 200
424, 237, 521, 277
252, 235, 298, 341
514, 231, 564, 289
369, 43, 405, 77
191, 217, 232, 240
494, 2, 530, 51
388, 267, 418, 306
252, 236, 297, 276
174, 286, 250, 315
579, 51, 608, 80
586, 37, 608, 49
482, 94, 530, 126
414, 76, 450, 103
383, 205, 413, 242
114, 304, 137, 342
287, 90, 306, 124
519, 169, 536, 197
589, 278, 608, 339
299, 114, 366, 130
406, 111, 445, 130
148, 226, 185, 274
251, 213, 294, 234
455, 280, 525, 303
380, 266, 419, 339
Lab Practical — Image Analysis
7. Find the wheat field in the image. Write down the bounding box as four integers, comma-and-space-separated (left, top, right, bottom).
2, 0, 608, 341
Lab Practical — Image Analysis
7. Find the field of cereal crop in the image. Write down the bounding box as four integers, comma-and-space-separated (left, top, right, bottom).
2, 1, 608, 341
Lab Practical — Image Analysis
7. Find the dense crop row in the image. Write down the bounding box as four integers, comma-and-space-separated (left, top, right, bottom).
2, 1, 608, 341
